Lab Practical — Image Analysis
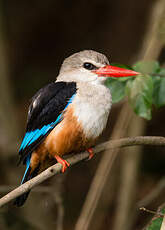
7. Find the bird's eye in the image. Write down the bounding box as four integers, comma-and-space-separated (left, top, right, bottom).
83, 62, 96, 70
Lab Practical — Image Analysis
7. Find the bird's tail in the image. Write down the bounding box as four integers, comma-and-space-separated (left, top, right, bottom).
14, 156, 40, 207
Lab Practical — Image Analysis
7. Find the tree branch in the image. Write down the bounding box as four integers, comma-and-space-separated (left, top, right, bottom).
1, 136, 165, 208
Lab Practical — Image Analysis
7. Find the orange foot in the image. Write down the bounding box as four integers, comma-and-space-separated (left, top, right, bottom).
87, 148, 94, 160
54, 155, 70, 173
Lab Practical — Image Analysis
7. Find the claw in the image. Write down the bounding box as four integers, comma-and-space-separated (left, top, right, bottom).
54, 155, 70, 173
87, 148, 94, 160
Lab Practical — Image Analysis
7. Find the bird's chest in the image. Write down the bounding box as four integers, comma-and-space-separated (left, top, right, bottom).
72, 84, 112, 139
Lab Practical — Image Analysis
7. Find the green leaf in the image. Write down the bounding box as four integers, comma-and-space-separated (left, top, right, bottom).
145, 207, 165, 230
145, 216, 163, 230
106, 62, 165, 119
133, 61, 160, 74
126, 74, 153, 120
158, 67, 165, 75
153, 76, 165, 107
105, 78, 126, 103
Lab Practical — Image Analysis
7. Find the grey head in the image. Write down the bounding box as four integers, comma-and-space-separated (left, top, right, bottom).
60, 50, 109, 74
57, 50, 110, 84
57, 50, 140, 84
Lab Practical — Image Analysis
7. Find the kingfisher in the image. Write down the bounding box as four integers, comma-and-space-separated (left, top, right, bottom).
15, 50, 139, 206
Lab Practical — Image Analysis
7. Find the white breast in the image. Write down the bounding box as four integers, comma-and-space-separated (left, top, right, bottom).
72, 82, 112, 139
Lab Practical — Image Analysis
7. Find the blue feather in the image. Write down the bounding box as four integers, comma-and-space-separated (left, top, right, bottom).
19, 94, 75, 152
21, 154, 31, 184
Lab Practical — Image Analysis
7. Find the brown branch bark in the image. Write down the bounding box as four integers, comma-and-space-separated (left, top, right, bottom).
0, 136, 165, 208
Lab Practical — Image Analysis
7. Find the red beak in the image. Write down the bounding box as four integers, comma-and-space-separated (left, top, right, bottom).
94, 65, 140, 77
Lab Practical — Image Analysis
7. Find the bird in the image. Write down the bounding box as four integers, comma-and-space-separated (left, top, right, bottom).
14, 50, 139, 206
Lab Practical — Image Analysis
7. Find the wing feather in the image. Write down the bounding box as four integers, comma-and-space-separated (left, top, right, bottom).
19, 81, 77, 164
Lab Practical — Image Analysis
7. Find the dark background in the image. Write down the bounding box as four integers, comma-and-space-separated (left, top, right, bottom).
0, 0, 165, 230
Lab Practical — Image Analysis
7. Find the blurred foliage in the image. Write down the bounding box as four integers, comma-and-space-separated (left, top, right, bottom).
144, 206, 165, 230
106, 61, 165, 120
146, 217, 163, 230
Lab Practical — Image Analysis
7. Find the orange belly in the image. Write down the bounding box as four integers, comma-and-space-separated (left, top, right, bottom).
30, 105, 95, 171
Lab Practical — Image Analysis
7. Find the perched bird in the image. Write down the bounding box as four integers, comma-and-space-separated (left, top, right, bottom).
15, 50, 139, 206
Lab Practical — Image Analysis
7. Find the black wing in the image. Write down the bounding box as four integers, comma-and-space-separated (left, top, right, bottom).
19, 81, 77, 164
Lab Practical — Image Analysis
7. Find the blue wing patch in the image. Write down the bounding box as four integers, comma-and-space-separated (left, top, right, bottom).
15, 82, 77, 206
19, 94, 75, 152
19, 119, 61, 151
21, 154, 31, 184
